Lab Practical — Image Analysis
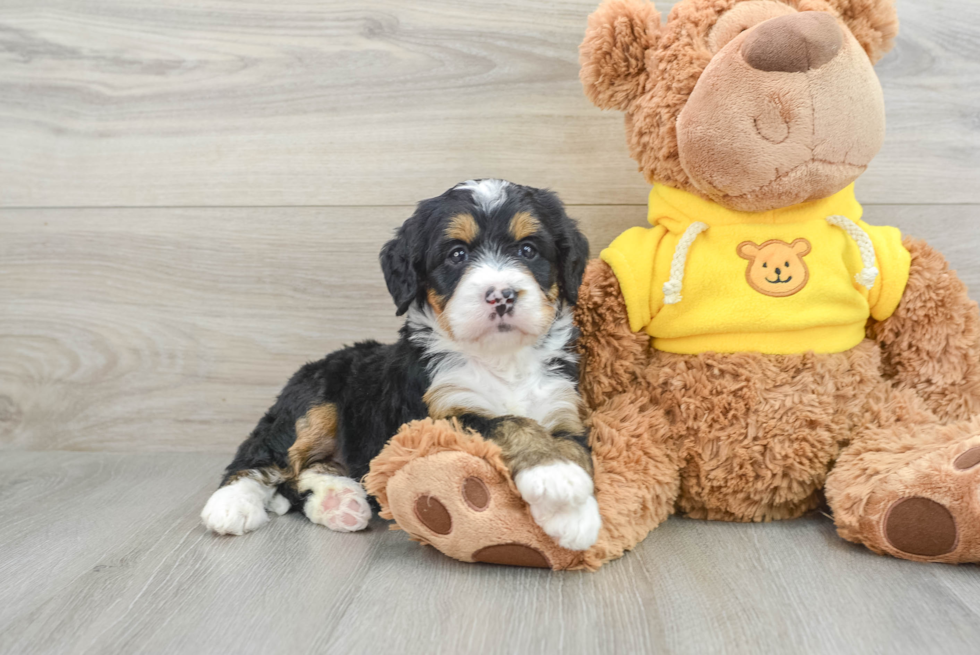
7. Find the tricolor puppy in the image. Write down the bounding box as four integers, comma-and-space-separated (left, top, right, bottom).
201, 179, 601, 550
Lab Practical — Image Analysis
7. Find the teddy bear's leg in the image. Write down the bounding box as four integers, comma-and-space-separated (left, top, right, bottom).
826, 384, 980, 562
868, 238, 980, 422
583, 389, 681, 567
575, 259, 652, 409
365, 396, 680, 570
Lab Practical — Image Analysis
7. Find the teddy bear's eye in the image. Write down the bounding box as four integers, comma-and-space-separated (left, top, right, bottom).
785, 261, 790, 267
762, 263, 767, 268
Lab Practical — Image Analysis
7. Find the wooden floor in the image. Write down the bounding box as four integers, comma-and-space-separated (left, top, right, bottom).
2, 0, 980, 653
1, 452, 980, 655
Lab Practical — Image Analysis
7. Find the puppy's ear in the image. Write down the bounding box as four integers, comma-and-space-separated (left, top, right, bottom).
559, 221, 590, 305
531, 188, 590, 305
380, 206, 428, 316
580, 0, 661, 111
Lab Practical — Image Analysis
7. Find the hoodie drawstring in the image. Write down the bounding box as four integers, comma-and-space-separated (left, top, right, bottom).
825, 215, 879, 289
662, 221, 708, 305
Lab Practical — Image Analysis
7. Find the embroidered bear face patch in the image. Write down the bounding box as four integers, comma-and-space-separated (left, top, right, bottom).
736, 238, 811, 298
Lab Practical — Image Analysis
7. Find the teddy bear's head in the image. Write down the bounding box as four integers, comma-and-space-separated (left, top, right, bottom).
580, 0, 898, 212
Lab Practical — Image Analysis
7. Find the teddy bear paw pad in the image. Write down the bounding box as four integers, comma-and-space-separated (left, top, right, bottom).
883, 497, 958, 557
462, 476, 490, 510
414, 495, 452, 534
953, 446, 980, 470
472, 543, 551, 568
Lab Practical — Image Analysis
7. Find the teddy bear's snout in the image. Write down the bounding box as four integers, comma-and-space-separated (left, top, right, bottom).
742, 12, 843, 74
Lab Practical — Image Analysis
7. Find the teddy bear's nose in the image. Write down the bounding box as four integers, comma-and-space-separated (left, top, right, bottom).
741, 11, 843, 73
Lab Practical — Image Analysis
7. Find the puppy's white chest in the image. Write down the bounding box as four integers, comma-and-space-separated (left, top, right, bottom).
484, 368, 561, 420
427, 356, 575, 430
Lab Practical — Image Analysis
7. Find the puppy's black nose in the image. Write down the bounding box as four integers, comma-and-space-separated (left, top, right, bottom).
495, 304, 508, 317
485, 287, 517, 305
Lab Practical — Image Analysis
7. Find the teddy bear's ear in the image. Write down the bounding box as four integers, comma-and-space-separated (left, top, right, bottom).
828, 0, 899, 64
580, 0, 661, 111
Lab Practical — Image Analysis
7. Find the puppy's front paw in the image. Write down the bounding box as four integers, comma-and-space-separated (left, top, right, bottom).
201, 479, 271, 536
515, 461, 601, 551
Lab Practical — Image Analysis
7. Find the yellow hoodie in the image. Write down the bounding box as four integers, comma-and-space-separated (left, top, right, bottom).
599, 184, 910, 355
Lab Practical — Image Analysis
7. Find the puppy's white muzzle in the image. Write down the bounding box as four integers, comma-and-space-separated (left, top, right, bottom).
446, 258, 548, 345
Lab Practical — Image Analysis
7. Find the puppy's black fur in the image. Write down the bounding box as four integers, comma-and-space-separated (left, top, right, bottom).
218, 180, 590, 511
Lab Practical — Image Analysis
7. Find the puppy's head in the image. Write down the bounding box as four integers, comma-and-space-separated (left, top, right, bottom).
380, 179, 589, 350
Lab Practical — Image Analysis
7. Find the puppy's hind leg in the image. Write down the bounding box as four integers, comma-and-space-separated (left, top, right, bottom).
287, 404, 371, 532
297, 465, 372, 533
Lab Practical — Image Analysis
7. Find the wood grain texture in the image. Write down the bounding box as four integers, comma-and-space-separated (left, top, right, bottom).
1, 451, 979, 655
0, 0, 978, 207
2, 204, 977, 453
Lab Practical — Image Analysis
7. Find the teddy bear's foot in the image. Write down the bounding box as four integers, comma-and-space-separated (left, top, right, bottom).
879, 444, 980, 560
364, 419, 584, 569
385, 450, 583, 569
833, 427, 980, 563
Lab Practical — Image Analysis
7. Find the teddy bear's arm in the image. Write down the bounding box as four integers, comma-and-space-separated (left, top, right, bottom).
574, 259, 652, 408
868, 238, 980, 422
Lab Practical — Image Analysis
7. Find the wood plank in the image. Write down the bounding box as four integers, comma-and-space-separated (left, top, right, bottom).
1, 204, 978, 453
0, 1, 978, 208
0, 452, 382, 654
0, 206, 407, 452
2, 451, 980, 655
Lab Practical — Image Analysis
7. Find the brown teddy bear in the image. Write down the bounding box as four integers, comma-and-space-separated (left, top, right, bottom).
365, 0, 980, 569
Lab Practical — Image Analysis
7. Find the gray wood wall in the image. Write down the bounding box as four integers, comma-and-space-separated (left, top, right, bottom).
2, 0, 978, 453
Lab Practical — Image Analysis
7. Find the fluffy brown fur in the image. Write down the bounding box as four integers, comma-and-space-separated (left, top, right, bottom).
830, 0, 900, 61
869, 238, 980, 423
575, 260, 652, 408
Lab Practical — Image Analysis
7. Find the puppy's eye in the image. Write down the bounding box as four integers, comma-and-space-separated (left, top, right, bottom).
448, 246, 468, 265
518, 243, 537, 259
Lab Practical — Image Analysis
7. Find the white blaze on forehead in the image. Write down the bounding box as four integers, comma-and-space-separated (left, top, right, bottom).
455, 179, 512, 213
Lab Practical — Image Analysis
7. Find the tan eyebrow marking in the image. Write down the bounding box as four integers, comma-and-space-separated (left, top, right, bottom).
509, 211, 540, 241
444, 213, 479, 244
